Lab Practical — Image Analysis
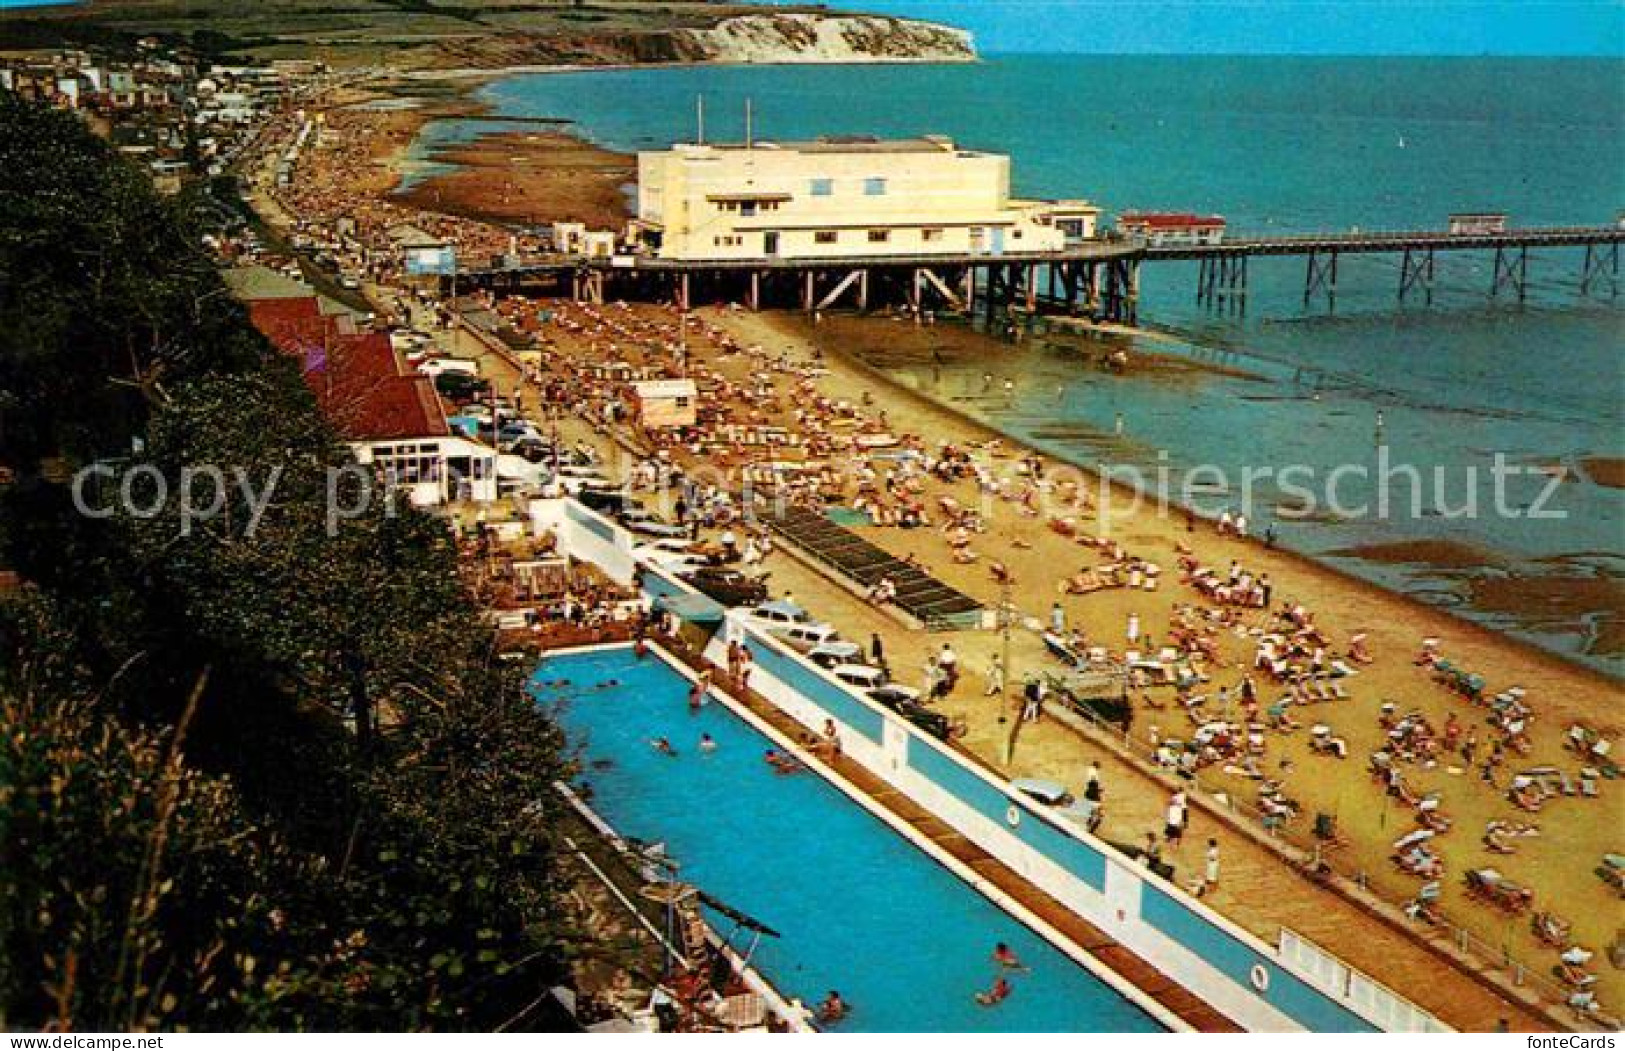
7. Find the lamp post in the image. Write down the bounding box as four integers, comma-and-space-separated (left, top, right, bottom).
999, 576, 1019, 766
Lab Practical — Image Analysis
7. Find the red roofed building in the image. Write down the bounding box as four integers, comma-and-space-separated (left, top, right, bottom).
1116, 211, 1227, 247
246, 296, 496, 506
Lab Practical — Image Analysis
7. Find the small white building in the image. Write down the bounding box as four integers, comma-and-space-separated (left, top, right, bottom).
1116, 212, 1227, 247
635, 136, 1098, 261
630, 378, 698, 429
387, 223, 455, 276
1448, 213, 1508, 236
352, 436, 498, 507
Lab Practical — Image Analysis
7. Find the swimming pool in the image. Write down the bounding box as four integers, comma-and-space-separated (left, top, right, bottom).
534, 646, 1164, 1033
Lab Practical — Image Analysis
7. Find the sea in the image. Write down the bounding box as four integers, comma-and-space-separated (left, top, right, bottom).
415, 56, 1625, 672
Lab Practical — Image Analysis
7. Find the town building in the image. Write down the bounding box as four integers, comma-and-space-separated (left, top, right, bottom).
630, 378, 698, 429
633, 136, 1099, 262
245, 293, 496, 507
1115, 211, 1228, 247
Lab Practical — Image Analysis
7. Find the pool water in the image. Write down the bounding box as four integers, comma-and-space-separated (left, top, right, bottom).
534, 646, 1163, 1033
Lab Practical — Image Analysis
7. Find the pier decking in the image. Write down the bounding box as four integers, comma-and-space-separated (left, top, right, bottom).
455, 223, 1623, 322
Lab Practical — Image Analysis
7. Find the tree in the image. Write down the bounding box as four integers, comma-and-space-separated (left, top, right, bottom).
0, 93, 576, 1031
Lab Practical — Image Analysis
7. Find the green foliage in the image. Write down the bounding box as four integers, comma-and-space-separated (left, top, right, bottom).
0, 94, 574, 1031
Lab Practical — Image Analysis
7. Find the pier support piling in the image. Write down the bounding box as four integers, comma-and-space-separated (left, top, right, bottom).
1579, 242, 1619, 298
1304, 249, 1339, 311
1398, 247, 1436, 304
1490, 246, 1529, 302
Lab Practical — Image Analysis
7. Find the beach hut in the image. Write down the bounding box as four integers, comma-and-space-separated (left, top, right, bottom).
630, 379, 697, 429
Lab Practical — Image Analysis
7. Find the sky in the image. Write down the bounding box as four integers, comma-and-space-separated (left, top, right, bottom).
838, 0, 1625, 56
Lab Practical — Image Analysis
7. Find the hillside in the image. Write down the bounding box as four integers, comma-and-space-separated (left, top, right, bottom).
8, 0, 976, 68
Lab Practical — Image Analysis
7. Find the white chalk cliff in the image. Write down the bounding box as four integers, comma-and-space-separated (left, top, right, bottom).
673, 13, 976, 64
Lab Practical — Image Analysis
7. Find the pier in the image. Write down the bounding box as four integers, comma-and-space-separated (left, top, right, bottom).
455, 224, 1625, 324
1165, 225, 1625, 310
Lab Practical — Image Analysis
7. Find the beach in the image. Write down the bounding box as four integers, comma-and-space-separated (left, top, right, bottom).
245, 65, 1623, 1028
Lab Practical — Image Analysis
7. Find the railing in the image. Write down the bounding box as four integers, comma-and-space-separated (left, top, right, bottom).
1049, 691, 1600, 1030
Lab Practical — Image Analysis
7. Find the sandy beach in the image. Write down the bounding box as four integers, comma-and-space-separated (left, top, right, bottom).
252, 82, 1622, 1027
732, 306, 1623, 1012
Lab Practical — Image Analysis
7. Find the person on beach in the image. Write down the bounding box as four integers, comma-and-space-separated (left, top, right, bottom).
1021, 677, 1045, 722
938, 643, 959, 688
985, 654, 1005, 697
1127, 613, 1141, 645
1165, 790, 1187, 848
1205, 838, 1221, 888
1051, 601, 1066, 634
1084, 761, 1102, 802
870, 632, 886, 670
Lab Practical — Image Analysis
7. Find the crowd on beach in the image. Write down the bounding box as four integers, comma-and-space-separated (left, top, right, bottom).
229, 82, 1620, 1026
252, 103, 534, 286
471, 291, 1619, 1022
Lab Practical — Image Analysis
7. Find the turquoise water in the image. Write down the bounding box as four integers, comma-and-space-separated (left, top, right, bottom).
534, 646, 1163, 1033
444, 57, 1624, 671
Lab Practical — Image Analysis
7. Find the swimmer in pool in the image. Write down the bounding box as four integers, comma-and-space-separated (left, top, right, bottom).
699, 733, 717, 753
992, 942, 1026, 970
816, 990, 848, 1023
975, 976, 1012, 1006
763, 749, 800, 774
651, 737, 677, 756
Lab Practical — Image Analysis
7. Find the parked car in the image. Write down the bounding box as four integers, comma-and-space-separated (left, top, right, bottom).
632, 540, 710, 574
434, 372, 489, 401
745, 599, 813, 630
682, 566, 769, 607
806, 639, 863, 668
417, 357, 479, 378
771, 622, 842, 654
505, 438, 552, 463
868, 688, 953, 740
618, 507, 688, 540
576, 487, 631, 515
498, 421, 544, 445
868, 683, 922, 707
831, 664, 887, 692
553, 472, 616, 496
1011, 777, 1098, 831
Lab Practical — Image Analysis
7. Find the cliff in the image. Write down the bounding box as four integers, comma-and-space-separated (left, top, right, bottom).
16, 2, 976, 71
421, 12, 976, 70
673, 13, 976, 64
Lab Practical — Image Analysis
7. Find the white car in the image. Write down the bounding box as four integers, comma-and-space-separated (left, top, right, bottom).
807, 640, 863, 668
632, 540, 708, 573
745, 599, 813, 629
831, 663, 887, 691
772, 622, 842, 654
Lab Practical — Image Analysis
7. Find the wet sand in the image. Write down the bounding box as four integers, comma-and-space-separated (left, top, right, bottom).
393, 128, 633, 229
1329, 539, 1513, 571
1581, 457, 1625, 490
